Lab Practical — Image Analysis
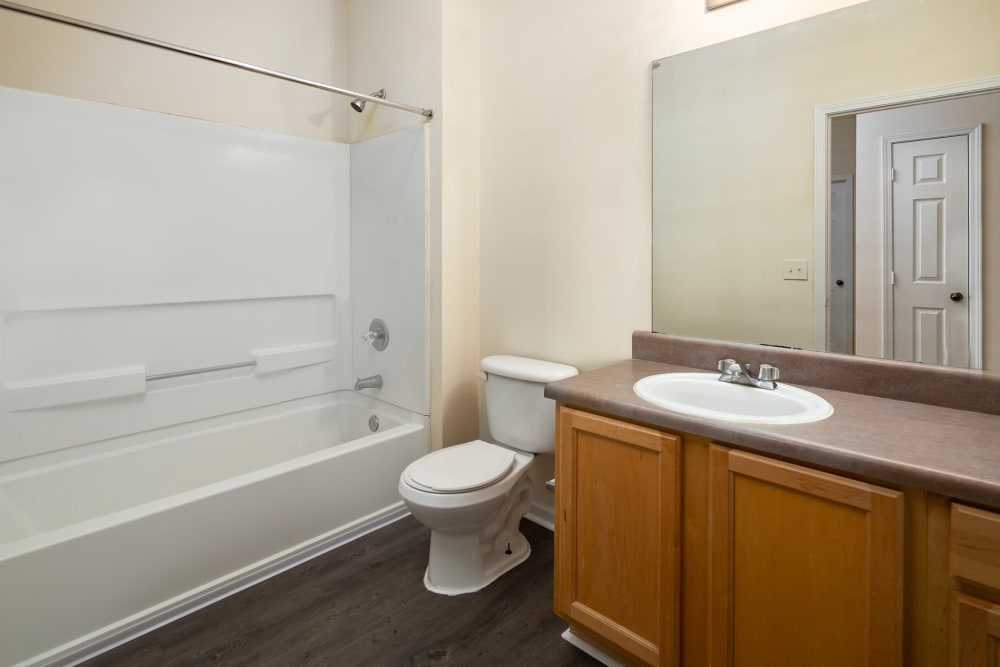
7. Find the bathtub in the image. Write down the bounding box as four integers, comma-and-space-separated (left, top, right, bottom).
0, 391, 429, 666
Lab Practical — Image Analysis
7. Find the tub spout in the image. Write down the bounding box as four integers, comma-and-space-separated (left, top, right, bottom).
354, 374, 383, 391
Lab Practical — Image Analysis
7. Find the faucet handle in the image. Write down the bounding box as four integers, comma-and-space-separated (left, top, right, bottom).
717, 358, 736, 372
361, 318, 389, 351
757, 364, 780, 382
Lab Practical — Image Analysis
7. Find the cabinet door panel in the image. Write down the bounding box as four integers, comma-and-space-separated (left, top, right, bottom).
952, 593, 1000, 666
709, 446, 903, 667
555, 407, 681, 666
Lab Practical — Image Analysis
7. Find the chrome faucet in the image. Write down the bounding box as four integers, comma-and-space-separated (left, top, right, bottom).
717, 359, 780, 390
354, 374, 383, 390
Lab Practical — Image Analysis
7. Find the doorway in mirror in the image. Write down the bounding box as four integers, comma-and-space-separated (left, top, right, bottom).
819, 83, 998, 371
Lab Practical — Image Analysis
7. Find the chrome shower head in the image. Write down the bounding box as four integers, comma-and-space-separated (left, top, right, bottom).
350, 88, 385, 113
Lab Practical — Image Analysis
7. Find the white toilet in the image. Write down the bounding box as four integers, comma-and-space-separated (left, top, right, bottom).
398, 355, 578, 595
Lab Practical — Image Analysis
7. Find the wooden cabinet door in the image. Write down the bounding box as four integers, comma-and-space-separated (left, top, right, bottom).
554, 406, 681, 666
952, 593, 1000, 666
708, 445, 903, 667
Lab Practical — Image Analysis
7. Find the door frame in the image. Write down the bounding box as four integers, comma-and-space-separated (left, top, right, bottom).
827, 173, 854, 354
880, 125, 982, 368
812, 75, 1000, 355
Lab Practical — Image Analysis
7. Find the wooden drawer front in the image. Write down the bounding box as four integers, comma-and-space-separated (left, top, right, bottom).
951, 504, 1000, 590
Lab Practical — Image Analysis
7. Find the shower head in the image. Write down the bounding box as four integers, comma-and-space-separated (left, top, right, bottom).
350, 88, 386, 113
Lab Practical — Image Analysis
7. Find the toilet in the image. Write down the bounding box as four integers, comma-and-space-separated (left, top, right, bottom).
398, 355, 578, 595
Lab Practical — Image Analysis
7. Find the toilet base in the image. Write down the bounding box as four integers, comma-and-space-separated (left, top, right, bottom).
423, 528, 531, 596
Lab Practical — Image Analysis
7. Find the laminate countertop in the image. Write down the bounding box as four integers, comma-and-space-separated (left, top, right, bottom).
545, 359, 1000, 509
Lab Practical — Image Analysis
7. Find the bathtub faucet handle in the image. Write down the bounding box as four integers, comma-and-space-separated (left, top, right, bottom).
361, 318, 389, 351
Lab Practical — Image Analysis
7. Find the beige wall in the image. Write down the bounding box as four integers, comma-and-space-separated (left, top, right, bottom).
0, 0, 349, 141
478, 0, 868, 374
476, 0, 868, 502
346, 1, 439, 144
657, 0, 870, 59
438, 2, 482, 447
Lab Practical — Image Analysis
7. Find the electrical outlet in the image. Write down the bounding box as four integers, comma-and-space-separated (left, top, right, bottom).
783, 259, 809, 280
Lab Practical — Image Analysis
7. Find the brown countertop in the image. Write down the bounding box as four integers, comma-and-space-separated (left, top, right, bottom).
545, 359, 1000, 509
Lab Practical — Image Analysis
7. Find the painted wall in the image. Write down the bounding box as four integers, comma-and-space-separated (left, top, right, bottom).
657, 0, 871, 59
0, 0, 349, 141
478, 0, 870, 375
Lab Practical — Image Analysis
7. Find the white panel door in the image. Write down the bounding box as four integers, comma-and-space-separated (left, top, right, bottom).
890, 135, 969, 367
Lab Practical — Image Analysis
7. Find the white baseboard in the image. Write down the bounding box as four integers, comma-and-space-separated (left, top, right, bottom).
45, 504, 411, 667
524, 500, 554, 531
561, 628, 626, 667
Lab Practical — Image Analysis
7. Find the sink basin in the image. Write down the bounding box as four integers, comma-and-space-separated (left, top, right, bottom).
633, 372, 834, 424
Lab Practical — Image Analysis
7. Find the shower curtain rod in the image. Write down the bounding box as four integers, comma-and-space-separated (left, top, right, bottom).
0, 0, 434, 119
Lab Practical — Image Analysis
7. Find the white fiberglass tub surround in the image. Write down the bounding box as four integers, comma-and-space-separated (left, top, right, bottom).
0, 87, 431, 667
0, 392, 428, 667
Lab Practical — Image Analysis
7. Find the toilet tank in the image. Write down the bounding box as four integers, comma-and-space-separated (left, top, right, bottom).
480, 355, 578, 454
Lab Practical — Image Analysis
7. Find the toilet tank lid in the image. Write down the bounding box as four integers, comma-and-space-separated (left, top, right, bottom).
480, 355, 578, 382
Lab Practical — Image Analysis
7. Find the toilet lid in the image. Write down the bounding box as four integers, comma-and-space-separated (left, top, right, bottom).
405, 440, 517, 493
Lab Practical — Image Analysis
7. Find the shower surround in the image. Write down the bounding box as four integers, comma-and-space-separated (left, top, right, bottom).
0, 86, 429, 665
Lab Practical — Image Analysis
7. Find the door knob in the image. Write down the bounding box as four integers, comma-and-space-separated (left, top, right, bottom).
950, 292, 964, 302
835, 279, 844, 287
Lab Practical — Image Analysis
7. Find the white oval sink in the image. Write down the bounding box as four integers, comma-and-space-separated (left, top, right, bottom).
633, 372, 833, 424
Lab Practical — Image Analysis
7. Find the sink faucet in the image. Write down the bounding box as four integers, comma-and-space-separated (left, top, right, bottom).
354, 374, 383, 390
717, 359, 779, 390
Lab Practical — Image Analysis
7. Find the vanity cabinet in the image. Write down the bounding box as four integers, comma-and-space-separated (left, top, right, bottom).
554, 406, 681, 667
554, 405, 905, 667
706, 445, 903, 667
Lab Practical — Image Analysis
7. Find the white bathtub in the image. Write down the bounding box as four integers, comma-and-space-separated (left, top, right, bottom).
0, 391, 429, 666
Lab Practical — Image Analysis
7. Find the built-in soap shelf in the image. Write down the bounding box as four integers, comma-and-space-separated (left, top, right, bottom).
5, 341, 336, 411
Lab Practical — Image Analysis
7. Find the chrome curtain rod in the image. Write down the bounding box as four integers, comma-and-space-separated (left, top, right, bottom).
0, 0, 434, 119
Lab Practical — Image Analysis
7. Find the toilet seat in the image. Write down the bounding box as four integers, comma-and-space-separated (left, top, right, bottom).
403, 440, 516, 493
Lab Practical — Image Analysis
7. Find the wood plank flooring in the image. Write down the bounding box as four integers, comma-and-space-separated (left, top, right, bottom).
83, 517, 601, 666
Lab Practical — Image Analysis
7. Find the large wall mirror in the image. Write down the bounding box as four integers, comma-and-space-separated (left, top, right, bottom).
652, 0, 1000, 371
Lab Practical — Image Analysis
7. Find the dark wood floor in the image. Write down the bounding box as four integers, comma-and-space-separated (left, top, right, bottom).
84, 517, 601, 666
